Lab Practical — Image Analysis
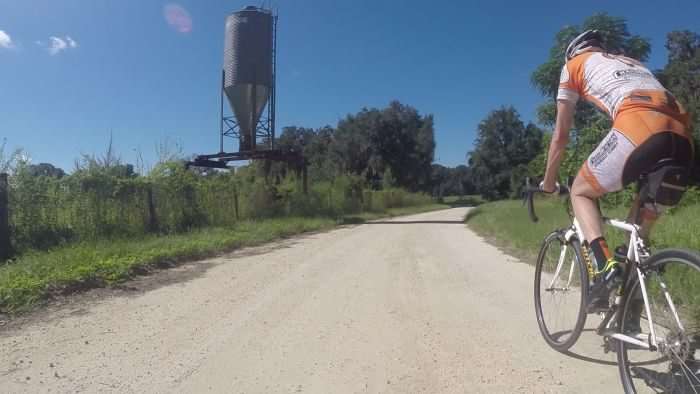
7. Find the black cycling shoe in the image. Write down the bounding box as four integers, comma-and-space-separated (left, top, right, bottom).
587, 278, 611, 312
586, 260, 622, 313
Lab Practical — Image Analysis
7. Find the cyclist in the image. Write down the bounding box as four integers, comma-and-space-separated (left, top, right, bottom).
540, 30, 694, 310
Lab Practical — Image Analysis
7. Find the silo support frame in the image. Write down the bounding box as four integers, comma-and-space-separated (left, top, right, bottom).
218, 73, 275, 153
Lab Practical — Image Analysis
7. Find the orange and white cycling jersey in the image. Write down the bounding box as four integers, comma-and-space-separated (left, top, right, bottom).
558, 51, 694, 194
557, 51, 687, 122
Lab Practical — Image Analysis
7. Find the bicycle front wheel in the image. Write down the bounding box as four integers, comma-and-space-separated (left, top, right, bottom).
534, 231, 589, 351
618, 249, 700, 393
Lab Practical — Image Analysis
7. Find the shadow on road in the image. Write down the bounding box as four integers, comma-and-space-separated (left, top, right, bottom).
547, 329, 619, 366
365, 220, 466, 225
441, 197, 483, 208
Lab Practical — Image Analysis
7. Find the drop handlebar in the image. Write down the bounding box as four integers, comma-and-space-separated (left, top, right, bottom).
522, 178, 570, 223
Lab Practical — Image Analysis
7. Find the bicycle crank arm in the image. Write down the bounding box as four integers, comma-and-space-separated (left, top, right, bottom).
594, 305, 618, 335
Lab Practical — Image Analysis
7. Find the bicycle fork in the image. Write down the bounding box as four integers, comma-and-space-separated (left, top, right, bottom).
548, 242, 576, 291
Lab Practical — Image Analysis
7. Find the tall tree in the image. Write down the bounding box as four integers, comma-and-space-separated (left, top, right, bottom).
332, 109, 376, 179
372, 101, 435, 191
272, 125, 338, 183
429, 164, 475, 197
26, 163, 66, 178
332, 101, 435, 191
469, 107, 543, 200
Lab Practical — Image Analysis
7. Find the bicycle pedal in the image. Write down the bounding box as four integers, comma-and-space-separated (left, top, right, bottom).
601, 335, 618, 354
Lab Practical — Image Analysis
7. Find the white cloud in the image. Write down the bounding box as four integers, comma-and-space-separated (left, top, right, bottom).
48, 36, 67, 55
46, 36, 78, 55
0, 30, 15, 49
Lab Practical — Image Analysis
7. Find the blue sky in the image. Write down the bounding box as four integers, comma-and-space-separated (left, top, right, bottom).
1, 0, 699, 171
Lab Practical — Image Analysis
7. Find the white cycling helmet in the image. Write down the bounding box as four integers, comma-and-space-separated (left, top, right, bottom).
565, 29, 604, 61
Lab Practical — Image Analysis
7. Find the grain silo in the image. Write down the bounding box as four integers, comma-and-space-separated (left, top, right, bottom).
223, 6, 274, 151
188, 6, 306, 192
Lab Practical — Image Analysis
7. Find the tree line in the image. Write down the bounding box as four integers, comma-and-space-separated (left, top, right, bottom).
268, 101, 436, 193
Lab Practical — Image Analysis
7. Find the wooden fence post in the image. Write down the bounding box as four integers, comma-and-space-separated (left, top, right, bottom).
302, 164, 308, 195
146, 184, 158, 233
0, 173, 12, 261
233, 189, 240, 220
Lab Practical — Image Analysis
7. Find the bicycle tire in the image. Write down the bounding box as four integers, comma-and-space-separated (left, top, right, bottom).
617, 248, 700, 394
534, 230, 589, 351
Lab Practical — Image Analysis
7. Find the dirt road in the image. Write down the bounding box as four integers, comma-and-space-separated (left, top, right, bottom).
0, 208, 623, 393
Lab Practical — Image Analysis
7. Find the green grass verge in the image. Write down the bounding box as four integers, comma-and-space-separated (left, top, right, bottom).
0, 203, 453, 314
466, 198, 700, 324
465, 198, 700, 263
466, 198, 572, 262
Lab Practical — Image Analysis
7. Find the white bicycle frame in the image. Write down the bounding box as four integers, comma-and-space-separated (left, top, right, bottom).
552, 216, 685, 351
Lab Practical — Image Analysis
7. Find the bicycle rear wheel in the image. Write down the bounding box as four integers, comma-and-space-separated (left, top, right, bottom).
534, 230, 589, 351
618, 249, 700, 393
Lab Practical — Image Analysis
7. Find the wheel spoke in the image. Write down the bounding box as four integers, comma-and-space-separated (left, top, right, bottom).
619, 250, 700, 393
670, 348, 700, 393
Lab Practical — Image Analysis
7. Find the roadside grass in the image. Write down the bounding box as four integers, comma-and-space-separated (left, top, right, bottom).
0, 202, 452, 314
465, 198, 576, 262
465, 197, 700, 263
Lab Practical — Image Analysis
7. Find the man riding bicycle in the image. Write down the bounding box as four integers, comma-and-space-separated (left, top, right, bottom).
541, 30, 694, 310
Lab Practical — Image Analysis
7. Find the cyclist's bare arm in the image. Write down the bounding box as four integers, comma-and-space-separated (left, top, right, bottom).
543, 99, 575, 192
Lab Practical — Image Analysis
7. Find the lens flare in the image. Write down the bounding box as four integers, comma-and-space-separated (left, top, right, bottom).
164, 4, 193, 34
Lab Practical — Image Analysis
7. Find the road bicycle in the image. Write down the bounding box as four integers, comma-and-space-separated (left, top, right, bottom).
524, 162, 700, 393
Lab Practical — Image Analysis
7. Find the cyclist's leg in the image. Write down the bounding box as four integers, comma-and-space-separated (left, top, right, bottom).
624, 190, 660, 245
572, 168, 618, 310
570, 174, 605, 245
573, 125, 641, 310
638, 202, 661, 243
624, 192, 656, 244
622, 192, 660, 253
573, 126, 635, 272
